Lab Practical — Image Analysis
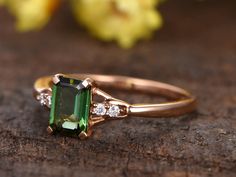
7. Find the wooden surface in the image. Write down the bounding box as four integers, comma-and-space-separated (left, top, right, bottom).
0, 0, 236, 177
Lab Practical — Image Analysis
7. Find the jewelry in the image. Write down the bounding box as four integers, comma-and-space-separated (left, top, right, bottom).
34, 74, 197, 139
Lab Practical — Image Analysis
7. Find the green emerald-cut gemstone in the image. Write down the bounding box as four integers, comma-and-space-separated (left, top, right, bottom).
49, 76, 91, 135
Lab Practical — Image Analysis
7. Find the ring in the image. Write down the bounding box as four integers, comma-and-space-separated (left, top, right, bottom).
34, 74, 197, 139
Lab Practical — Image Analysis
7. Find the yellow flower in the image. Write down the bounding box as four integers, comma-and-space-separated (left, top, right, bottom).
0, 0, 7, 5
72, 0, 162, 48
4, 0, 59, 31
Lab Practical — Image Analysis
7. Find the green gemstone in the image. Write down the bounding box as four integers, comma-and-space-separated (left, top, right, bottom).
49, 76, 91, 135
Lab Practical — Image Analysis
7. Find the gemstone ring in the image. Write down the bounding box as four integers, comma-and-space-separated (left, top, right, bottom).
34, 74, 197, 139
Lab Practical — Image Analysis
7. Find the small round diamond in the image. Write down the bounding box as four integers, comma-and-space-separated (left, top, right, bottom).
94, 103, 106, 116
108, 105, 120, 117
37, 93, 51, 107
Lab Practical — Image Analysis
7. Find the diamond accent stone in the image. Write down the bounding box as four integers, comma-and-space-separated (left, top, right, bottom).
94, 103, 106, 116
107, 105, 120, 117
37, 93, 51, 107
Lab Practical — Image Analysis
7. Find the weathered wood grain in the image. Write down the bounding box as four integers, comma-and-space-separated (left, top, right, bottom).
0, 0, 236, 177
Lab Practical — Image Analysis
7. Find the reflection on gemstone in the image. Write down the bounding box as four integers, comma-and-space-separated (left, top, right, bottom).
62, 121, 78, 130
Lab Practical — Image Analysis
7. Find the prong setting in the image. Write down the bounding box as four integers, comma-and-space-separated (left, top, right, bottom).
47, 126, 54, 134
82, 78, 94, 88
79, 131, 88, 139
75, 78, 94, 91
52, 74, 63, 84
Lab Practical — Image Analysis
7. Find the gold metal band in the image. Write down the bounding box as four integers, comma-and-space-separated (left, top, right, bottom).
34, 74, 196, 118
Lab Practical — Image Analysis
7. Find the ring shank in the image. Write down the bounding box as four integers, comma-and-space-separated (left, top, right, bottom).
34, 74, 196, 118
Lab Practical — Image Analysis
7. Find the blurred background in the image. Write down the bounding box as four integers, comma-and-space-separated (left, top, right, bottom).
0, 0, 236, 87
0, 0, 235, 90
0, 0, 236, 177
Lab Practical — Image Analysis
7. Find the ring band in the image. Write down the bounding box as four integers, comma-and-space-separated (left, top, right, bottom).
34, 74, 197, 139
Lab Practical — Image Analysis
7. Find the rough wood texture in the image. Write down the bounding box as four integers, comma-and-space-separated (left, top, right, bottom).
0, 0, 236, 177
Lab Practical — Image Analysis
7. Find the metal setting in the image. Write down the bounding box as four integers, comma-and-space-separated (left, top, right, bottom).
75, 78, 93, 90
78, 131, 88, 140
52, 73, 62, 85
47, 126, 54, 134
34, 74, 197, 139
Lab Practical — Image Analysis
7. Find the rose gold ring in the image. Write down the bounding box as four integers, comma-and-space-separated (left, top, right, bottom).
34, 74, 197, 139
